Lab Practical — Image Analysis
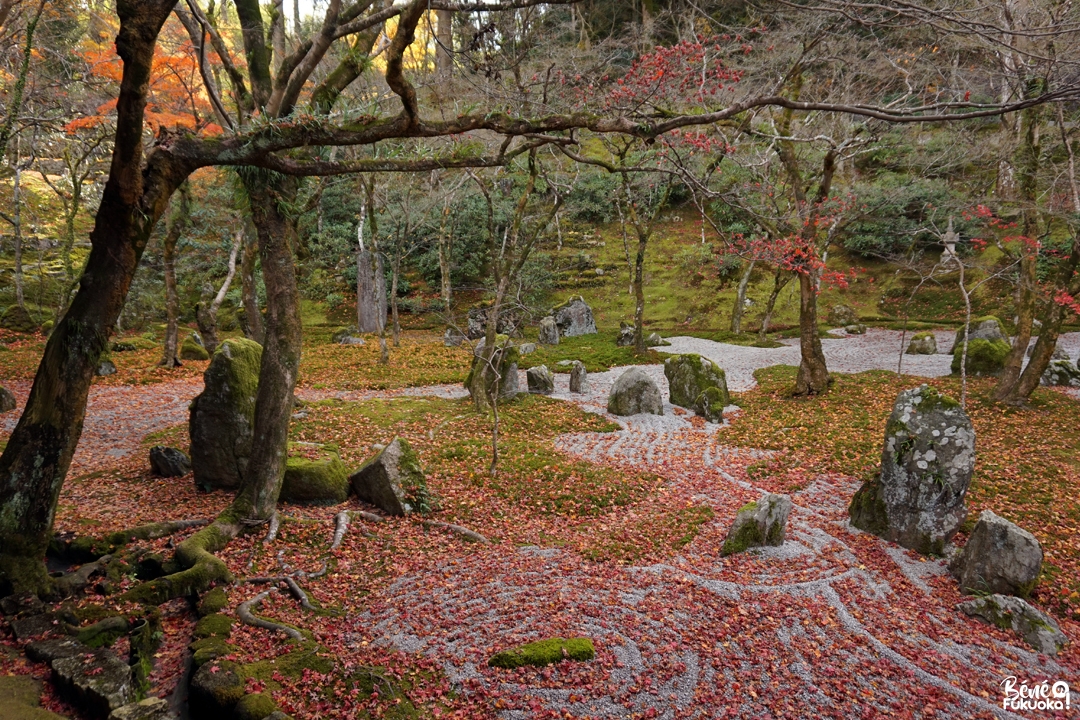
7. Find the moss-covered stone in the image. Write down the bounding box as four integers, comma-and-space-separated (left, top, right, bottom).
194, 613, 233, 639
488, 637, 595, 669
180, 336, 210, 361
235, 692, 278, 720
281, 444, 349, 505
190, 659, 245, 718
721, 494, 792, 556
199, 587, 229, 617
111, 337, 157, 352
952, 316, 1007, 350
695, 386, 726, 423
242, 643, 335, 687
190, 637, 238, 667
951, 338, 1010, 376
905, 332, 937, 355
0, 305, 38, 333
664, 353, 729, 411
848, 475, 890, 537
349, 437, 433, 515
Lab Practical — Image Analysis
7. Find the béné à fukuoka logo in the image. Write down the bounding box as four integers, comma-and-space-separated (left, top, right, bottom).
1001, 676, 1071, 712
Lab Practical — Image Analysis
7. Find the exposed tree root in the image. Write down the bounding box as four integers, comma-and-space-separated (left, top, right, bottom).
264, 512, 280, 543
237, 589, 304, 641
332, 511, 376, 551
421, 520, 491, 544
53, 554, 112, 597
60, 518, 211, 562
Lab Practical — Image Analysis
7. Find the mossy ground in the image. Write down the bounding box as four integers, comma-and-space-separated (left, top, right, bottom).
488, 637, 595, 668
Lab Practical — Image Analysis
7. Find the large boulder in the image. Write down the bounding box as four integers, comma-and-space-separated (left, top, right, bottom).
0, 305, 37, 333
569, 361, 587, 393
552, 296, 597, 338
0, 385, 16, 413
607, 367, 663, 416
957, 595, 1067, 655
950, 510, 1043, 597
526, 365, 555, 395
951, 338, 1010, 376
180, 335, 210, 361
538, 316, 559, 345
849, 385, 974, 555
663, 354, 729, 420
465, 335, 519, 401
189, 338, 263, 491
827, 304, 858, 326
149, 446, 191, 478
615, 322, 634, 347
281, 443, 349, 505
721, 493, 792, 556
349, 437, 431, 515
905, 333, 937, 355
951, 316, 1007, 352
1041, 359, 1080, 387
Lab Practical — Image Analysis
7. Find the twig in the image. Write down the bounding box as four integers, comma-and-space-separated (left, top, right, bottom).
237, 590, 304, 641
421, 520, 490, 544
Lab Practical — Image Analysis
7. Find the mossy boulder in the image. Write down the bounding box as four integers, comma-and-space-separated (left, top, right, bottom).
349, 437, 431, 515
845, 323, 867, 335
950, 510, 1043, 597
190, 637, 238, 668
695, 386, 726, 423
663, 353, 729, 419
189, 660, 245, 719
198, 587, 229, 617
464, 334, 520, 401
194, 613, 233, 639
951, 338, 1010, 376
608, 367, 663, 416
526, 365, 555, 394
189, 338, 263, 491
721, 493, 792, 556
1041, 359, 1080, 387
905, 332, 937, 355
281, 443, 349, 505
957, 594, 1068, 655
180, 335, 210, 361
40, 319, 54, 336
110, 337, 157, 352
951, 316, 1007, 351
97, 357, 117, 376
235, 693, 278, 720
0, 305, 37, 333
488, 637, 595, 669
551, 295, 597, 337
0, 385, 16, 413
827, 304, 858, 326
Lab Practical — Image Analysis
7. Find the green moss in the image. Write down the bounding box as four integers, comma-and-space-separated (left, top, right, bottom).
911, 332, 934, 341
199, 587, 229, 617
721, 502, 762, 556
111, 337, 157, 352
191, 637, 237, 667
488, 637, 595, 669
180, 336, 210, 361
242, 643, 334, 689
916, 384, 961, 411
951, 338, 1010, 376
194, 613, 233, 639
664, 353, 730, 410
0, 675, 42, 708
849, 476, 890, 538
281, 444, 349, 505
0, 305, 38, 333
395, 438, 434, 514
234, 692, 278, 720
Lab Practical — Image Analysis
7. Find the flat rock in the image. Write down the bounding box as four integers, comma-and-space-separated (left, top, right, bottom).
958, 594, 1067, 655
109, 697, 177, 720
149, 446, 191, 478
25, 637, 85, 664
1, 591, 45, 616
950, 510, 1042, 597
10, 614, 59, 640
52, 647, 134, 716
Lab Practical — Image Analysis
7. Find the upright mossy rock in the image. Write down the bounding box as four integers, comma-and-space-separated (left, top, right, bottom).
189, 338, 263, 491
465, 334, 520, 401
0, 385, 16, 413
538, 316, 559, 345
180, 335, 210, 361
906, 332, 937, 355
607, 367, 663, 416
951, 316, 1007, 351
950, 510, 1043, 597
951, 338, 1010, 376
663, 353, 729, 419
349, 437, 431, 515
0, 305, 37, 333
488, 637, 595, 669
850, 385, 974, 555
526, 365, 555, 394
281, 443, 349, 505
721, 493, 792, 556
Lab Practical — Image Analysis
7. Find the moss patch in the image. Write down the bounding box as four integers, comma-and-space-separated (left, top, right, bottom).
199, 587, 229, 617
180, 336, 210, 361
194, 613, 233, 639
281, 444, 349, 505
234, 692, 278, 720
488, 637, 595, 668
951, 338, 1010, 376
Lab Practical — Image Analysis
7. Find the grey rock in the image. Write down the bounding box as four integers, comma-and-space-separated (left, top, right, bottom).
526, 365, 555, 394
149, 446, 191, 478
845, 324, 867, 335
950, 510, 1043, 596
607, 367, 663, 416
552, 296, 597, 337
663, 353, 730, 419
849, 385, 974, 555
1041, 359, 1080, 387
517, 342, 536, 356
332, 326, 359, 343
951, 317, 1007, 352
569, 361, 587, 393
189, 338, 263, 492
538, 316, 559, 345
1026, 343, 1069, 360
695, 387, 726, 423
109, 697, 177, 720
339, 336, 366, 346
52, 647, 134, 715
556, 359, 573, 367
443, 328, 466, 347
906, 333, 938, 355
96, 359, 117, 376
827, 304, 858, 326
1, 591, 44, 616
25, 637, 84, 664
958, 594, 1067, 655
190, 331, 205, 348
10, 614, 58, 640
644, 332, 666, 347
467, 307, 520, 339
615, 322, 635, 347
722, 493, 792, 555
349, 437, 429, 516
0, 385, 15, 412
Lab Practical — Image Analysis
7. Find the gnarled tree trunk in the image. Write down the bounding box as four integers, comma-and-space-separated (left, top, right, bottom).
794, 269, 830, 395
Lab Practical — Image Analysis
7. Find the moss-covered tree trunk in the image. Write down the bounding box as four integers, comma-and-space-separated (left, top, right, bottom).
794, 269, 829, 395
240, 218, 265, 343
0, 0, 184, 596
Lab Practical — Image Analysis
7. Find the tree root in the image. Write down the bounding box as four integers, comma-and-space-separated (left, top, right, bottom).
237, 589, 304, 641
60, 518, 211, 562
53, 554, 113, 597
264, 512, 280, 543
422, 520, 490, 544
331, 511, 376, 551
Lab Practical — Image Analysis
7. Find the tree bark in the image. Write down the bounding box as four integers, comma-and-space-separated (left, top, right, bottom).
13, 154, 25, 308
0, 0, 183, 596
240, 218, 264, 343
793, 269, 830, 395
757, 269, 791, 343
160, 185, 190, 367
435, 9, 452, 78
730, 259, 755, 333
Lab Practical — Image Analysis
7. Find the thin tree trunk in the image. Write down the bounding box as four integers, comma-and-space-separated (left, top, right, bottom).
13, 155, 25, 308
240, 218, 264, 343
731, 258, 755, 333
435, 9, 452, 78
438, 195, 453, 324
794, 270, 830, 395
161, 184, 190, 367
633, 232, 646, 352
757, 269, 790, 343
391, 245, 402, 347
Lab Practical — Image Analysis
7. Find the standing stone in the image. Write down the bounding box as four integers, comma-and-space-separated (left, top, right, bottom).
569, 361, 587, 393
721, 493, 792, 556
849, 385, 974, 555
615, 322, 635, 347
149, 446, 191, 478
97, 358, 117, 376
957, 595, 1067, 655
349, 437, 431, 515
356, 247, 387, 334
607, 367, 663, 416
663, 354, 730, 419
526, 365, 555, 394
538, 316, 559, 345
466, 335, 519, 400
0, 385, 15, 412
189, 338, 263, 491
827, 304, 858, 326
950, 510, 1043, 597
906, 333, 937, 355
552, 296, 597, 337
517, 342, 537, 356
951, 316, 1007, 352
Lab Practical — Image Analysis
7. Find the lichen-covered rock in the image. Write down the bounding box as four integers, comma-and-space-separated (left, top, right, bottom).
189, 338, 263, 491
951, 338, 1010, 376
349, 437, 431, 515
466, 306, 520, 339
51, 646, 134, 716
443, 327, 465, 347
0, 305, 37, 333
957, 594, 1067, 655
538, 316, 559, 345
339, 335, 365, 346
1041, 359, 1080, 387
845, 323, 867, 335
149, 446, 191, 478
951, 316, 1007, 352
615, 322, 634, 347
465, 335, 519, 401
0, 385, 16, 413
827, 304, 858, 326
108, 697, 176, 720
721, 493, 792, 556
488, 637, 595, 668
906, 333, 937, 355
664, 354, 730, 418
607, 367, 663, 416
552, 296, 597, 337
281, 444, 349, 505
518, 342, 536, 355
331, 326, 358, 343
569, 361, 587, 393
97, 359, 117, 376
850, 385, 974, 555
526, 365, 555, 395
950, 510, 1043, 597
189, 659, 244, 718
645, 332, 665, 347
180, 335, 210, 361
